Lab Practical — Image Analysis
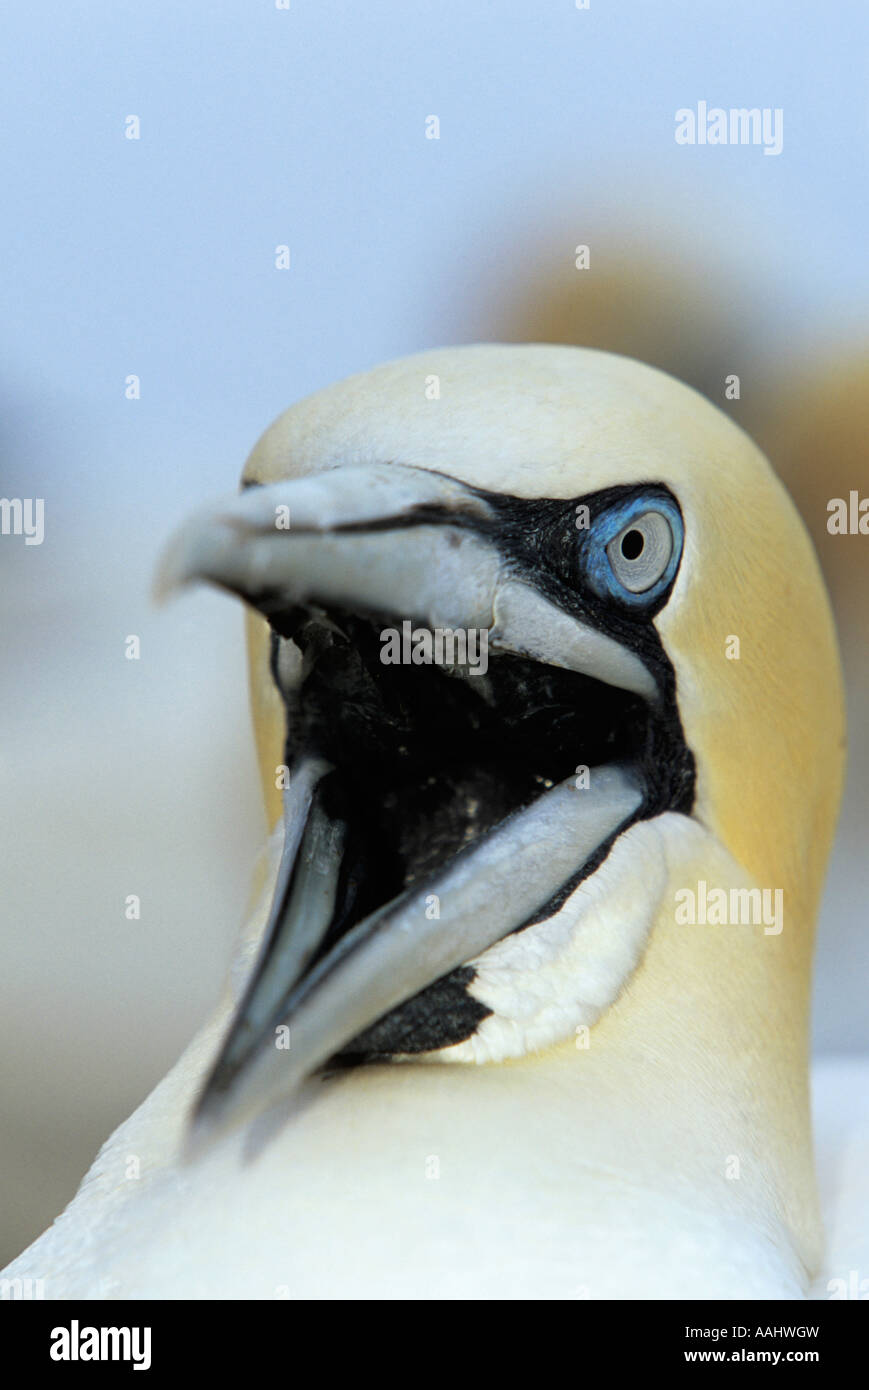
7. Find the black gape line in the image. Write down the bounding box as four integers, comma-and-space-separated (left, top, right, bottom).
249, 477, 695, 1059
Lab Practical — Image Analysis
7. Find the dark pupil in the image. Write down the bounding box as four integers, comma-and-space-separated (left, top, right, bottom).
620, 528, 645, 560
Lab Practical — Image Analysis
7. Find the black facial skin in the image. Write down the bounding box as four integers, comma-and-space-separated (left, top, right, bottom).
246, 479, 695, 1059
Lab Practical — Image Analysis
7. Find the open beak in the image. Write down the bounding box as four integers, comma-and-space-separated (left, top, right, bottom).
156, 463, 655, 1151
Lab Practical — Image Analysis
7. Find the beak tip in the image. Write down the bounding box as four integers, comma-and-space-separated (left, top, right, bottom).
153, 508, 252, 609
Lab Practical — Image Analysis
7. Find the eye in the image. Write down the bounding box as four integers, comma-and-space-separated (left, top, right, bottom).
606, 510, 675, 593
581, 492, 683, 608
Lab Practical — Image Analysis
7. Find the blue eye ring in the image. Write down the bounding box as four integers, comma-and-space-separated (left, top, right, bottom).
583, 492, 684, 607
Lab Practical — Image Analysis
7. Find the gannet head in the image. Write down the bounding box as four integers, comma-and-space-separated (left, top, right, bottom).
157, 344, 845, 1152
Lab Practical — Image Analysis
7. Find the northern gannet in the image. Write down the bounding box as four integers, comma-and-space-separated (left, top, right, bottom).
4, 345, 845, 1299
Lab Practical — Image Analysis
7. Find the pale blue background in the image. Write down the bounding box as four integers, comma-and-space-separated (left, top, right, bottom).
1, 0, 866, 1263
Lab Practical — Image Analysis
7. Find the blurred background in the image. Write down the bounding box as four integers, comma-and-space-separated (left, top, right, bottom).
1, 0, 867, 1268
